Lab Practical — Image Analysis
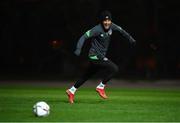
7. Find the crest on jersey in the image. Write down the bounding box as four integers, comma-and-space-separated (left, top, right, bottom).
100, 34, 104, 37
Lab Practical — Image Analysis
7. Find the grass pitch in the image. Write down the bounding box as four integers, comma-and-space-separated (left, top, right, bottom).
0, 85, 180, 122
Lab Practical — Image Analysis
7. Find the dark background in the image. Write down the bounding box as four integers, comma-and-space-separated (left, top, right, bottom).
0, 0, 179, 80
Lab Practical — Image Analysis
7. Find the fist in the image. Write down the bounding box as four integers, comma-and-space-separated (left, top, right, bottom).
130, 38, 136, 47
74, 49, 81, 56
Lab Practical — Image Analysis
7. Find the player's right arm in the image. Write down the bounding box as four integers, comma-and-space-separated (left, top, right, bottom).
74, 26, 99, 56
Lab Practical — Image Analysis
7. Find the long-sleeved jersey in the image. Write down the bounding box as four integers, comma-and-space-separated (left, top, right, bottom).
75, 23, 135, 60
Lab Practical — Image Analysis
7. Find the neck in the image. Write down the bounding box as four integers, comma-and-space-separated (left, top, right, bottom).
100, 23, 109, 32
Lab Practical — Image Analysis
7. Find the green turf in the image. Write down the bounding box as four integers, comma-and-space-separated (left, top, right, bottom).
0, 86, 180, 122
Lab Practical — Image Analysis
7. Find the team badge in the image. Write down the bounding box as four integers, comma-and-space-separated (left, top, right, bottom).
100, 34, 104, 37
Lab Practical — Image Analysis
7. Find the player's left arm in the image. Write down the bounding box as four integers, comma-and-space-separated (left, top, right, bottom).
111, 23, 136, 45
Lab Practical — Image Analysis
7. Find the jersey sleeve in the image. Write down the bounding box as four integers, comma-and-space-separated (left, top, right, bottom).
111, 23, 136, 43
75, 26, 99, 53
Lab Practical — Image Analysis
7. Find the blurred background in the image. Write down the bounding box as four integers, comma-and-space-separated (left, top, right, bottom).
0, 0, 179, 80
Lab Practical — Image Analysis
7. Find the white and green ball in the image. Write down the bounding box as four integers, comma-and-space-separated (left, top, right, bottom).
33, 101, 50, 117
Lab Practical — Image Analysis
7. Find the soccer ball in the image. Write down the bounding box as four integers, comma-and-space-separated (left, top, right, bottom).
33, 101, 50, 117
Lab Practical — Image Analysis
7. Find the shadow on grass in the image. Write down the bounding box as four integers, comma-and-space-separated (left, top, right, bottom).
53, 97, 107, 104
75, 99, 107, 104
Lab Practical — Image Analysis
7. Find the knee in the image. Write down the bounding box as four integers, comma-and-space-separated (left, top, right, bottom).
110, 64, 119, 74
114, 65, 119, 73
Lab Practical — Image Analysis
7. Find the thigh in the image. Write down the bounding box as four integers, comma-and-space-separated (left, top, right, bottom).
82, 62, 100, 77
90, 59, 117, 70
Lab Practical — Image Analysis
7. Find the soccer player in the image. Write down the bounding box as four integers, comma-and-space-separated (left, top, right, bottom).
66, 10, 136, 104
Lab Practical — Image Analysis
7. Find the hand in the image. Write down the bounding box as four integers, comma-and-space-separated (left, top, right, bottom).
74, 49, 81, 56
130, 38, 136, 47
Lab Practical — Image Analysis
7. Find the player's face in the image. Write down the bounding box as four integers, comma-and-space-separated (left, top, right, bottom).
102, 19, 112, 30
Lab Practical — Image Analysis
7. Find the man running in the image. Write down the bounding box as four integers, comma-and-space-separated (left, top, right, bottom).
66, 10, 136, 104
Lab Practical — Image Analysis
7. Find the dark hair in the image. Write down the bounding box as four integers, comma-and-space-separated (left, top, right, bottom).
100, 10, 112, 22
